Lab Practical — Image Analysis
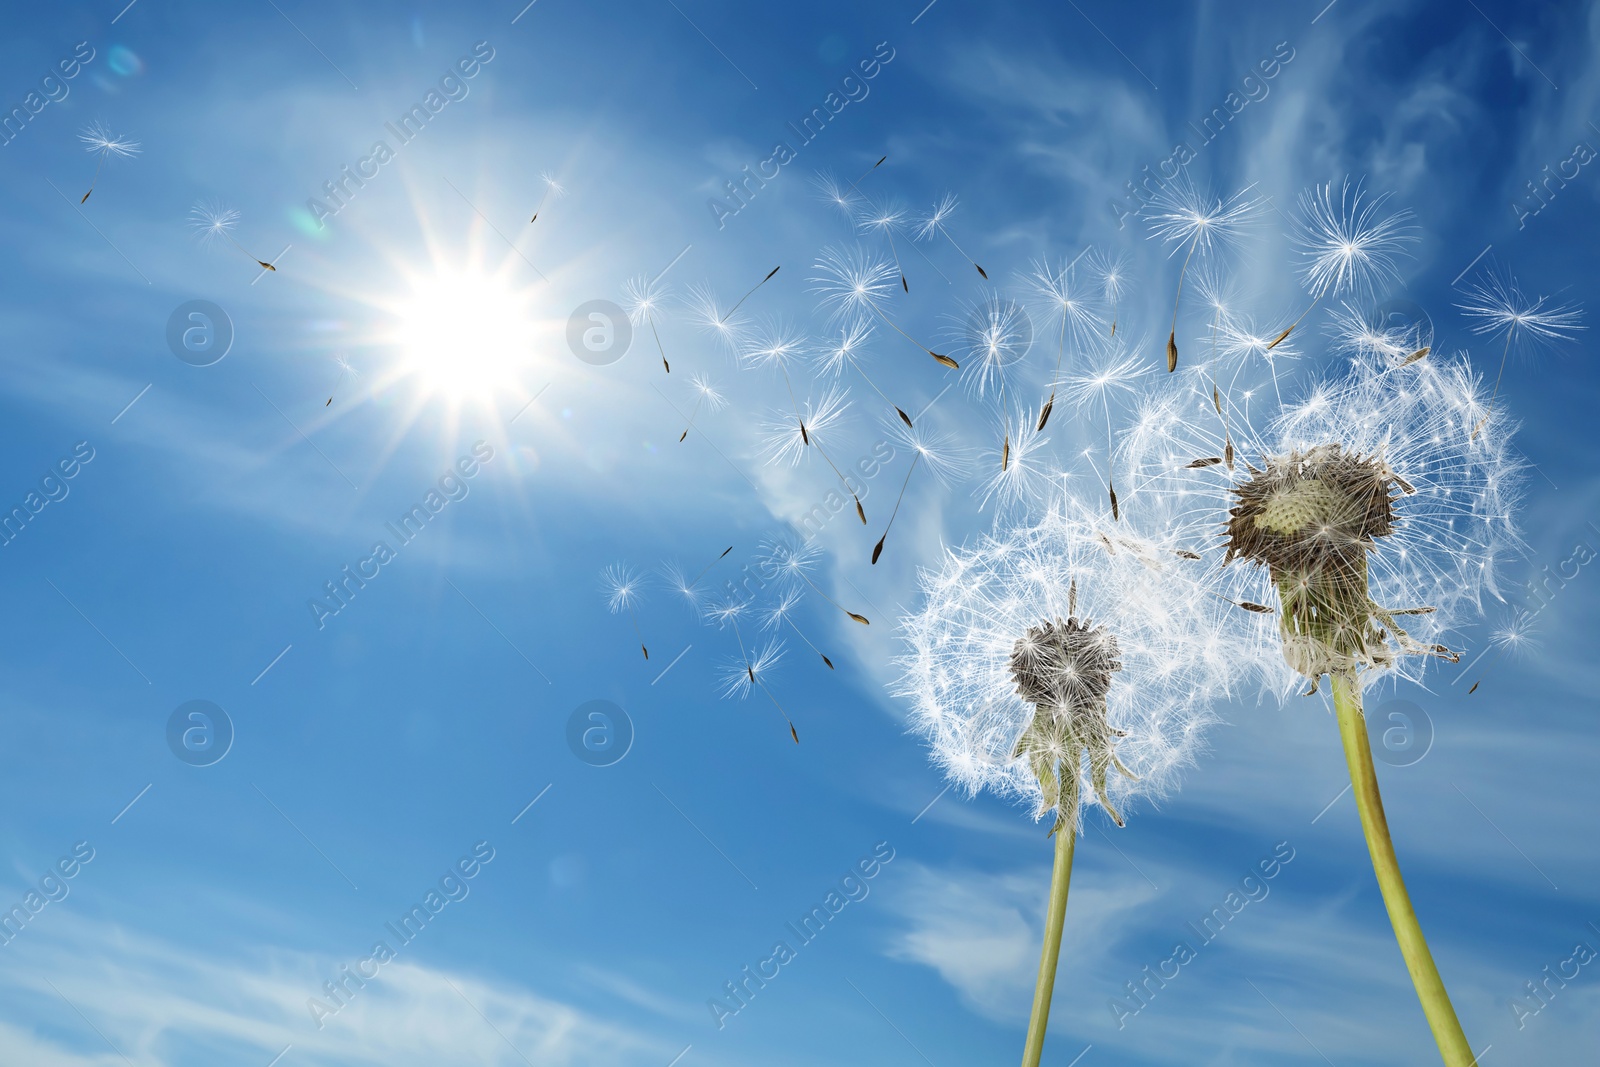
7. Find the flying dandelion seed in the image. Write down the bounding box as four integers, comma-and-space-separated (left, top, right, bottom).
742, 317, 816, 446
1327, 300, 1431, 369
77, 121, 140, 203
602, 563, 651, 661
1028, 256, 1106, 431
763, 539, 870, 625
188, 201, 278, 273
952, 294, 1034, 469
857, 197, 913, 293
1088, 248, 1130, 341
324, 354, 357, 407
757, 382, 849, 467
847, 154, 887, 194
917, 193, 988, 279
811, 245, 957, 368
660, 545, 734, 615
712, 599, 799, 743
686, 283, 753, 356
1457, 269, 1583, 437
764, 589, 836, 670
721, 266, 781, 324
895, 506, 1229, 1066
1213, 312, 1301, 404
1062, 342, 1154, 520
677, 373, 727, 442
1144, 177, 1262, 372
758, 384, 866, 522
814, 170, 866, 222
873, 419, 972, 565
1271, 179, 1418, 351
976, 406, 1058, 516
623, 274, 674, 373
529, 170, 565, 222
813, 319, 914, 428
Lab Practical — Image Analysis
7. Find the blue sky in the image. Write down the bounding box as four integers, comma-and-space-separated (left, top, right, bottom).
0, 0, 1598, 1064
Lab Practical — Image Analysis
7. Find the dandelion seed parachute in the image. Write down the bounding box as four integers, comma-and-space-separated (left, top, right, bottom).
1455, 270, 1583, 434
813, 320, 914, 428
601, 563, 651, 661
1266, 179, 1419, 351
1143, 176, 1263, 372
623, 274, 673, 373
810, 245, 957, 368
188, 200, 277, 273
1027, 256, 1106, 430
77, 121, 140, 203
677, 373, 727, 442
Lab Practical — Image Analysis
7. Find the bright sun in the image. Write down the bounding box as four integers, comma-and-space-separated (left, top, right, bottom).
392, 266, 535, 398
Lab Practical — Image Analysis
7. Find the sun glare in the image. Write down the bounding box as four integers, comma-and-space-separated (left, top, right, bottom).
392, 266, 535, 399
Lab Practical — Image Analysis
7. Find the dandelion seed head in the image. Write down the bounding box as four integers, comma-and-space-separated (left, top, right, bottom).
895, 509, 1227, 824
886, 419, 973, 489
686, 283, 751, 352
688, 372, 727, 410
1087, 248, 1130, 306
739, 319, 808, 370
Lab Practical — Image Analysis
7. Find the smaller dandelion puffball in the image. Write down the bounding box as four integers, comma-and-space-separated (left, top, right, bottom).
895, 504, 1232, 828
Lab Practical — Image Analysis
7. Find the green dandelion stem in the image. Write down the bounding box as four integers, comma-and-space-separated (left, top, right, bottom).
1332, 671, 1476, 1067
1020, 816, 1077, 1067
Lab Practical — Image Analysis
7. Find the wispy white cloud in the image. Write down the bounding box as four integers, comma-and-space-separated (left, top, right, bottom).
0, 916, 672, 1067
